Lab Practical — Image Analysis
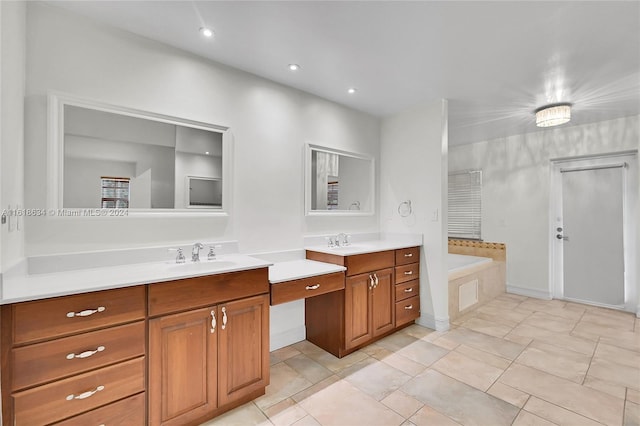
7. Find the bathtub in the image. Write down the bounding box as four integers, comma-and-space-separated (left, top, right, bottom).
448, 253, 492, 274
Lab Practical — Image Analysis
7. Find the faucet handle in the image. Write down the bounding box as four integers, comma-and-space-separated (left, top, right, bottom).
207, 244, 222, 261
168, 248, 186, 264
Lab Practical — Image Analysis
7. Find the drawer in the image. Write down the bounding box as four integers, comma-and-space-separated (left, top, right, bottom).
395, 263, 419, 284
13, 321, 145, 391
13, 286, 146, 345
395, 247, 420, 266
271, 272, 345, 305
344, 251, 395, 276
13, 357, 145, 426
148, 267, 269, 317
395, 295, 420, 326
395, 280, 420, 302
53, 392, 145, 426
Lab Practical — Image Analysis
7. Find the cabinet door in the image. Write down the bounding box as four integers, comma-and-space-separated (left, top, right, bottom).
344, 273, 373, 350
218, 294, 270, 406
371, 268, 395, 337
149, 307, 217, 426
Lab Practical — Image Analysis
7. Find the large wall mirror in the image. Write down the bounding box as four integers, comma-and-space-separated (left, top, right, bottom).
305, 144, 375, 216
48, 93, 232, 215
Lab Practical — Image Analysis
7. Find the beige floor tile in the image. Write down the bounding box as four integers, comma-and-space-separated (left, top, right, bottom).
284, 354, 333, 384
401, 324, 434, 339
594, 342, 640, 368
291, 340, 326, 355
377, 331, 421, 351
497, 293, 528, 302
444, 327, 526, 360
625, 401, 640, 426
298, 379, 405, 426
430, 335, 461, 350
487, 381, 530, 408
599, 332, 640, 353
583, 375, 627, 399
582, 310, 635, 331
291, 415, 321, 426
504, 333, 534, 346
201, 402, 272, 426
263, 398, 308, 426
256, 363, 313, 410
455, 344, 513, 370
587, 358, 640, 391
432, 350, 504, 391
460, 316, 514, 338
521, 312, 577, 333
507, 324, 596, 356
517, 298, 567, 312
378, 351, 429, 377
515, 340, 591, 383
500, 364, 624, 425
409, 405, 462, 426
485, 298, 522, 310
360, 342, 392, 358
402, 369, 520, 425
271, 346, 303, 364
628, 388, 640, 405
303, 347, 369, 373
395, 339, 450, 367
573, 322, 640, 347
339, 357, 412, 400
381, 390, 424, 418
522, 397, 603, 426
512, 410, 557, 426
475, 305, 532, 326
291, 375, 341, 403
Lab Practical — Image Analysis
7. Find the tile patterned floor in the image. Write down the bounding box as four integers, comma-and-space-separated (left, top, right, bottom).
202, 294, 640, 426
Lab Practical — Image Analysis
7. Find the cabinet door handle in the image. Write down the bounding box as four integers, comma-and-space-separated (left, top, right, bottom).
404, 253, 413, 257
66, 306, 106, 318
221, 307, 227, 330
404, 288, 414, 293
66, 346, 105, 360
404, 305, 413, 310
66, 385, 105, 401
404, 271, 413, 276
373, 273, 379, 288
210, 310, 216, 334
368, 275, 374, 290
305, 284, 321, 290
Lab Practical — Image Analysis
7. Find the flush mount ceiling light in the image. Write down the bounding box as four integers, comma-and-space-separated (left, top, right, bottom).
347, 87, 357, 94
199, 27, 214, 38
535, 103, 572, 127
288, 64, 301, 71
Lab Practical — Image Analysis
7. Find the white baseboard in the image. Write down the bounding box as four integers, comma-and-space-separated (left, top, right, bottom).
507, 284, 552, 300
270, 325, 306, 352
416, 313, 450, 332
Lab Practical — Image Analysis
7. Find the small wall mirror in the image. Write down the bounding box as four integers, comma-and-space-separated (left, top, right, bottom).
48, 93, 231, 215
305, 144, 375, 216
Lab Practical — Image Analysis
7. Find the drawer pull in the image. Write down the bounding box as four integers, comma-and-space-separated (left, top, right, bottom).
66, 306, 106, 318
404, 305, 413, 310
66, 385, 105, 401
404, 271, 413, 276
404, 288, 414, 293
305, 284, 321, 290
211, 310, 216, 334
221, 307, 227, 330
404, 253, 413, 257
66, 346, 105, 360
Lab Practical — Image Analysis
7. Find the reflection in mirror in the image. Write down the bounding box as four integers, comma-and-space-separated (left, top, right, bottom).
50, 93, 229, 214
305, 144, 374, 215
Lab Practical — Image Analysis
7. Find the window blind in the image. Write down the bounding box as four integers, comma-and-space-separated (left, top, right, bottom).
448, 169, 482, 240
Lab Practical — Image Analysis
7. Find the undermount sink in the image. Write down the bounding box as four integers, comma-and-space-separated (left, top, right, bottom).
166, 260, 237, 271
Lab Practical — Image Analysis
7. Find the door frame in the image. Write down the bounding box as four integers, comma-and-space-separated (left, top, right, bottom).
549, 150, 638, 312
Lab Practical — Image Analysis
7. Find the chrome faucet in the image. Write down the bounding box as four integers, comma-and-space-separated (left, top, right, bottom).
336, 233, 346, 247
192, 242, 204, 262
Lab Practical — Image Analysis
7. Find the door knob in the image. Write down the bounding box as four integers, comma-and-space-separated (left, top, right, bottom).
556, 234, 569, 241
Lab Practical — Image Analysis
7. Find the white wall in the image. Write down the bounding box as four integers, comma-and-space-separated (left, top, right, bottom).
64, 158, 136, 207
380, 100, 449, 330
1, 1, 26, 272
449, 115, 640, 300
23, 3, 379, 255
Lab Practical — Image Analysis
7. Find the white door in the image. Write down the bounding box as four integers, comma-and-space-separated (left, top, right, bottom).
551, 152, 638, 311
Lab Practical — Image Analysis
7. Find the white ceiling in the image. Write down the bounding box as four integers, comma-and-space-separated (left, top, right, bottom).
46, 1, 640, 145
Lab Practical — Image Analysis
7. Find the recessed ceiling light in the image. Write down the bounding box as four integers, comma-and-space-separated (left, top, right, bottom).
347, 87, 357, 94
288, 64, 301, 71
199, 27, 214, 38
205, 151, 210, 155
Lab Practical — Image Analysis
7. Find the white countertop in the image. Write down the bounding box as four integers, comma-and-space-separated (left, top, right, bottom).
269, 260, 346, 284
304, 239, 420, 256
1, 254, 272, 305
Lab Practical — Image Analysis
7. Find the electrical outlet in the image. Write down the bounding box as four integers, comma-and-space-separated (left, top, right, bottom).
431, 209, 439, 222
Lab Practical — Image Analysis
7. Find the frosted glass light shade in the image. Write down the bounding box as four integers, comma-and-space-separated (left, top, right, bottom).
535, 104, 571, 127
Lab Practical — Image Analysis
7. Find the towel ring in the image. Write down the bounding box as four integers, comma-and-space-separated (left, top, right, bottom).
398, 200, 412, 217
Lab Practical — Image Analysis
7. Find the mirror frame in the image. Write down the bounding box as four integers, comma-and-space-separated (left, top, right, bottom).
47, 92, 233, 217
304, 143, 375, 216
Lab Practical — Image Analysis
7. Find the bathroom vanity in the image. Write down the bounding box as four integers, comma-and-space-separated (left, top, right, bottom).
0, 257, 271, 426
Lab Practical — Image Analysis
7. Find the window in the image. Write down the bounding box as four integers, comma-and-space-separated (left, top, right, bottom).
101, 177, 130, 208
448, 169, 482, 240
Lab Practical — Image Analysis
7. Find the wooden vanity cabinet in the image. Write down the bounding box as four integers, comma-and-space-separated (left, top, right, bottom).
306, 247, 420, 357
148, 268, 270, 426
1, 286, 147, 426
